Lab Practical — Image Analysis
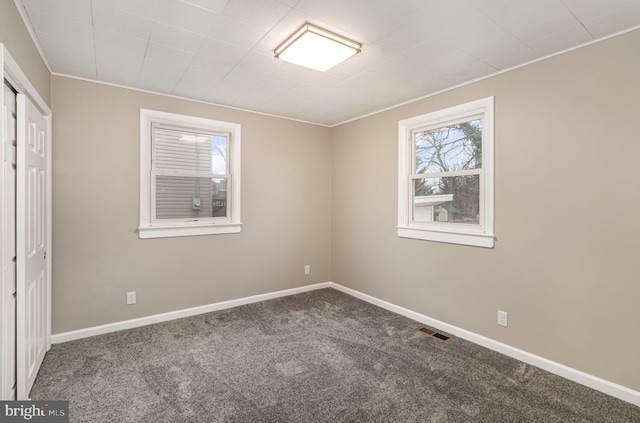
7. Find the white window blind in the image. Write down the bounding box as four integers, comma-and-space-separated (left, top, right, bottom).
151, 124, 229, 221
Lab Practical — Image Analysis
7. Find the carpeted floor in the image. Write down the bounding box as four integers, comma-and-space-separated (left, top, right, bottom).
31, 288, 640, 422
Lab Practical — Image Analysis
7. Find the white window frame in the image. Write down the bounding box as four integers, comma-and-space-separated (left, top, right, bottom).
139, 109, 241, 239
398, 97, 494, 248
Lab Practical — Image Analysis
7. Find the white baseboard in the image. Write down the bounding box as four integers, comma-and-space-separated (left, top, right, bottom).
327, 282, 640, 408
51, 282, 332, 344
51, 281, 640, 407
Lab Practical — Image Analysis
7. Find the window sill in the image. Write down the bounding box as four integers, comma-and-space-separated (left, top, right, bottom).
397, 226, 494, 248
138, 222, 242, 239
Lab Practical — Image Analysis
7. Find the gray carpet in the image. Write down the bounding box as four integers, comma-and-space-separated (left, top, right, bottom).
30, 288, 640, 422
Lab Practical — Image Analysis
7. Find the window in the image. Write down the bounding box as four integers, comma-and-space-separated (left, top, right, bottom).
398, 97, 494, 248
139, 109, 241, 239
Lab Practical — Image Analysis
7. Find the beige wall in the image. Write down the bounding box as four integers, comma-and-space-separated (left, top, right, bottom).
0, 0, 50, 105
331, 29, 640, 391
51, 76, 332, 333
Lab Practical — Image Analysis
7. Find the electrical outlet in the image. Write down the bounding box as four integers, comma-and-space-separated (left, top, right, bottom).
498, 310, 508, 327
127, 291, 136, 305
304, 265, 310, 275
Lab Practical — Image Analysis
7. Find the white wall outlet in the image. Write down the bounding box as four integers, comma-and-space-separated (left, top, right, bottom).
304, 265, 310, 275
126, 291, 136, 305
498, 310, 508, 327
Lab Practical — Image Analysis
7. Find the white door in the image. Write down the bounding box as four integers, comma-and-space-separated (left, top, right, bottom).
16, 93, 48, 400
1, 82, 17, 400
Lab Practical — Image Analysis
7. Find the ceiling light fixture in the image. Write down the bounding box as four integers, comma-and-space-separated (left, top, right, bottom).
274, 23, 361, 72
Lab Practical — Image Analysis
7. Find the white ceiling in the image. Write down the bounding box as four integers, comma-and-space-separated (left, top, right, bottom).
14, 0, 640, 126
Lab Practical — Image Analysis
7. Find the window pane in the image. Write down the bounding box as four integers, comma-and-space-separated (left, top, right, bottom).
153, 126, 227, 174
211, 178, 228, 218
414, 119, 482, 173
211, 135, 228, 174
156, 176, 228, 219
413, 176, 480, 224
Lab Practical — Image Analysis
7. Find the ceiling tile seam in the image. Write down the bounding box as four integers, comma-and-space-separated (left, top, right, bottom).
372, 21, 427, 57
559, 0, 595, 39
578, 22, 595, 39
438, 41, 501, 73
91, 0, 152, 40
277, 0, 300, 7
200, 14, 266, 50
260, 81, 309, 114
137, 37, 152, 85
148, 22, 208, 50
86, 0, 155, 85
220, 0, 233, 16
472, 8, 536, 59
90, 0, 98, 80
454, 47, 506, 72
98, 8, 209, 55
369, 1, 406, 24
180, 0, 230, 15
469, 57, 499, 73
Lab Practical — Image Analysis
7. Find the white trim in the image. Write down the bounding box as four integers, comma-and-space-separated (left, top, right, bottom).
49, 280, 640, 407
52, 73, 330, 128
139, 108, 241, 238
138, 222, 242, 239
1, 46, 50, 116
397, 226, 495, 248
327, 283, 640, 408
51, 282, 333, 344
45, 112, 52, 351
0, 53, 11, 401
398, 97, 494, 248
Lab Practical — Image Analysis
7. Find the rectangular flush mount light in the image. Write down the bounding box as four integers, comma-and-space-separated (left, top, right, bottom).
274, 23, 361, 72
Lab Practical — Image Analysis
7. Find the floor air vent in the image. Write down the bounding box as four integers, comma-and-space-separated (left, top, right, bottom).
419, 327, 449, 341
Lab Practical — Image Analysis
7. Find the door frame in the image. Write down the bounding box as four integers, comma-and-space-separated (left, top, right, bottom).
0, 44, 52, 400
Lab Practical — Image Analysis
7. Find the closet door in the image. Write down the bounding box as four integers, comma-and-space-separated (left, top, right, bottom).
16, 93, 48, 400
